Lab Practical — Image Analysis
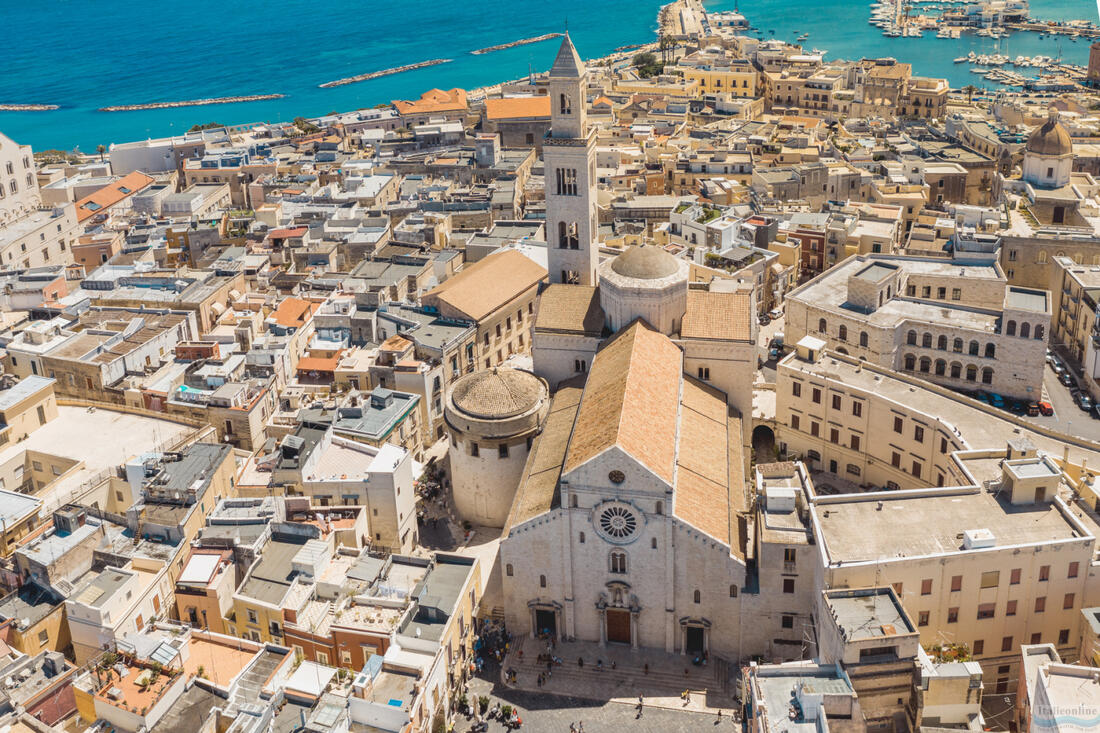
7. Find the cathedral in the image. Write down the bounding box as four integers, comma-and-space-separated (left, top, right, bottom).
496, 36, 796, 661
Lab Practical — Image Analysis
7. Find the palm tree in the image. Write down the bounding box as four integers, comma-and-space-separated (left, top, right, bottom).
963, 85, 977, 104
96, 144, 106, 162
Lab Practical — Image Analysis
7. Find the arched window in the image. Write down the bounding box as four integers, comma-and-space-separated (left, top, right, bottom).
907, 330, 917, 346
950, 362, 962, 379
559, 93, 571, 114
919, 357, 931, 373
539, 574, 546, 588
1020, 322, 1030, 339
1035, 324, 1045, 340
506, 564, 513, 576
1038, 250, 1048, 264
937, 335, 947, 350
655, 501, 663, 515
904, 354, 916, 371
860, 331, 869, 348
729, 585, 738, 598
807, 450, 821, 463
1006, 320, 1016, 336
922, 333, 932, 348
968, 340, 979, 356
981, 367, 993, 384
985, 343, 995, 358
610, 551, 627, 574
819, 318, 827, 333
934, 359, 946, 376
839, 325, 848, 342
966, 364, 977, 382
953, 338, 963, 353
693, 590, 701, 604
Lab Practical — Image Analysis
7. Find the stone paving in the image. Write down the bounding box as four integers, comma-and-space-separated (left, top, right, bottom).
461, 666, 741, 733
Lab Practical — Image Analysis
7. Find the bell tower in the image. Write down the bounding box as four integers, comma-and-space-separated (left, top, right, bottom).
545, 34, 598, 286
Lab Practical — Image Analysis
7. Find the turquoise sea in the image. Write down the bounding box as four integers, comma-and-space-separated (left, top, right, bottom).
0, 0, 1094, 152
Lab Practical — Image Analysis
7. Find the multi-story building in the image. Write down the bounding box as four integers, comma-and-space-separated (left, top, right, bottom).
675, 48, 758, 97
1049, 255, 1100, 387
0, 133, 41, 226
785, 254, 1050, 400
421, 249, 546, 370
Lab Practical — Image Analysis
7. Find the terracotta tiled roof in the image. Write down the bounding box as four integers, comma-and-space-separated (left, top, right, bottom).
74, 171, 155, 222
297, 353, 340, 373
422, 250, 546, 322
563, 321, 682, 483
673, 376, 735, 545
534, 284, 605, 336
485, 96, 551, 121
268, 227, 308, 239
681, 289, 753, 342
392, 88, 467, 116
504, 377, 585, 530
380, 335, 413, 352
271, 297, 319, 328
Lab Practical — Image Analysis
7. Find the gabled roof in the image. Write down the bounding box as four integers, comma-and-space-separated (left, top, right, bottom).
485, 96, 552, 121
422, 249, 546, 322
392, 88, 467, 116
563, 320, 682, 483
550, 33, 586, 78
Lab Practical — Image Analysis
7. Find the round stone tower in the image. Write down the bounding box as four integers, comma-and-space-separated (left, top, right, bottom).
444, 367, 550, 528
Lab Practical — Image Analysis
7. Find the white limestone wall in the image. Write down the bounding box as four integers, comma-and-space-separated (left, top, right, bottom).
449, 433, 532, 528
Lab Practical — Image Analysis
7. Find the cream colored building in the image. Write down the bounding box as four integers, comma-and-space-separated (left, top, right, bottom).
421, 249, 546, 371
0, 132, 41, 226
785, 254, 1050, 400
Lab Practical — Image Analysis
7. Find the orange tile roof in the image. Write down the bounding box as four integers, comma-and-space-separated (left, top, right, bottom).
380, 335, 413, 352
297, 353, 341, 373
422, 249, 546, 322
392, 88, 467, 116
563, 321, 682, 484
673, 376, 735, 544
75, 171, 155, 222
271, 297, 319, 327
593, 96, 615, 109
681, 289, 753, 342
267, 227, 308, 239
485, 96, 551, 121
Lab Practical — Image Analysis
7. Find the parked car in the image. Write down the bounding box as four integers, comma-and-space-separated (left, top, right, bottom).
989, 393, 1005, 409
1094, 403, 1100, 420
1046, 350, 1054, 364
976, 392, 989, 403
1078, 393, 1094, 412
1038, 401, 1054, 416
758, 314, 771, 326
1060, 372, 1076, 387
1027, 402, 1040, 416
768, 308, 784, 320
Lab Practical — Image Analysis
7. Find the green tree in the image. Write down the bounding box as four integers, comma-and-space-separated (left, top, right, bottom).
632, 52, 664, 79
96, 144, 106, 162
187, 121, 224, 132
963, 85, 977, 104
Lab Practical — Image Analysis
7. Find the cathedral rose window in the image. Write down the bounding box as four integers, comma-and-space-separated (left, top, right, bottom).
598, 505, 638, 540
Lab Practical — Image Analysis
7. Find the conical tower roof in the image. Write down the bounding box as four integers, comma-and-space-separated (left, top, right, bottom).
550, 32, 586, 78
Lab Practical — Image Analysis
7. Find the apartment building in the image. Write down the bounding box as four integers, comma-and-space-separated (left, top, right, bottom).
0, 133, 41, 227
1049, 256, 1100, 399
785, 254, 1050, 400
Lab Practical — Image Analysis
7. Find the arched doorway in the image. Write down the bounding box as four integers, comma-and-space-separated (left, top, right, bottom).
753, 424, 776, 462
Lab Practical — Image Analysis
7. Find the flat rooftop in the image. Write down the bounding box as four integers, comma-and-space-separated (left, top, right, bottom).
789, 255, 1005, 332
782, 352, 1100, 467
815, 489, 1082, 565
0, 376, 54, 412
824, 588, 913, 639
853, 262, 898, 282
1006, 286, 1049, 313
2, 406, 196, 513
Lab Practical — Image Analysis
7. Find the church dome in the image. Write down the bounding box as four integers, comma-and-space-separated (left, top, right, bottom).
1026, 110, 1072, 157
610, 245, 680, 280
449, 367, 547, 420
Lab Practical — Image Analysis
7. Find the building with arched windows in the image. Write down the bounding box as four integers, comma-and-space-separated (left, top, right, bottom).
785, 253, 1050, 400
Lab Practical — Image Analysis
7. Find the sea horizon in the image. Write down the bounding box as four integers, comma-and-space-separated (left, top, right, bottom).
0, 0, 1092, 152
